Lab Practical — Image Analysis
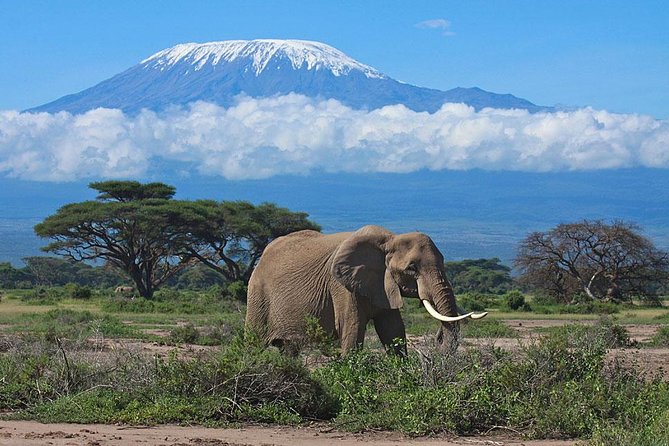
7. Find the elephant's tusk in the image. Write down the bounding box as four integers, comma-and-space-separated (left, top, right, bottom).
422, 300, 474, 322
456, 304, 488, 319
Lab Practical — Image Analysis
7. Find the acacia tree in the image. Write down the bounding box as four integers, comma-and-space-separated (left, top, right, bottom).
515, 220, 669, 303
34, 181, 191, 298
178, 200, 320, 284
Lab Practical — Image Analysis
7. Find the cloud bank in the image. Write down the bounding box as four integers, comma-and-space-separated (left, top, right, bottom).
0, 95, 667, 181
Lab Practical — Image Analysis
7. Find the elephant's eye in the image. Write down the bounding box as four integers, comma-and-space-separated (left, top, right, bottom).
405, 263, 418, 275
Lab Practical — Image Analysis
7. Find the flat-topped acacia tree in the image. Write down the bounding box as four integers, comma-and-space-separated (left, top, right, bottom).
178, 200, 321, 284
34, 181, 321, 299
34, 181, 191, 299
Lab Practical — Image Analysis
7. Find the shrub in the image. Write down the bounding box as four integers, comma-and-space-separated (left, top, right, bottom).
651, 326, 669, 347
461, 319, 516, 338
458, 292, 501, 311
69, 284, 92, 299
168, 323, 200, 344
504, 290, 530, 311
1, 334, 338, 425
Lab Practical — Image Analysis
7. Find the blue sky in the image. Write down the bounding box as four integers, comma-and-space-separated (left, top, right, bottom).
1, 0, 667, 117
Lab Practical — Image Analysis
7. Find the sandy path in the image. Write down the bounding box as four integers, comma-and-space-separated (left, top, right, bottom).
0, 421, 579, 446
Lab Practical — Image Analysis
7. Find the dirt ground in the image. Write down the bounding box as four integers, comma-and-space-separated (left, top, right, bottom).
0, 421, 579, 446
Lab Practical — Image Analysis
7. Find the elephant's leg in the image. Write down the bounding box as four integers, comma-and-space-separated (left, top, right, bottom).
338, 319, 367, 354
373, 309, 407, 356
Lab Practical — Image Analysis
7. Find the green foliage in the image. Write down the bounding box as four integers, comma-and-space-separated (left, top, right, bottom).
1, 334, 337, 425
100, 287, 244, 315
0, 262, 31, 288
533, 300, 621, 315
10, 309, 139, 340
168, 323, 200, 344
315, 319, 664, 438
651, 326, 669, 347
34, 181, 320, 297
504, 290, 531, 311
22, 256, 126, 288
179, 200, 321, 284
461, 318, 517, 338
68, 284, 92, 299
586, 409, 669, 446
303, 316, 339, 357
169, 264, 226, 289
2, 301, 668, 439
90, 180, 176, 202
537, 317, 633, 349
457, 292, 500, 312
444, 258, 513, 295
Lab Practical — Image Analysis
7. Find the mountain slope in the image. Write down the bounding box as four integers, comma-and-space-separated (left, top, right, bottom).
29, 39, 550, 114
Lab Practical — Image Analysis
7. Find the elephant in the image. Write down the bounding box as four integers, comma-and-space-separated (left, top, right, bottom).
245, 225, 487, 355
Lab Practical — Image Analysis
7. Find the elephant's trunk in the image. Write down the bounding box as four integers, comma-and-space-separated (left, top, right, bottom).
417, 270, 460, 319
417, 269, 481, 354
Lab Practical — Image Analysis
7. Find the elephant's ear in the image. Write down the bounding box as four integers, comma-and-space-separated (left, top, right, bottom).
331, 226, 403, 310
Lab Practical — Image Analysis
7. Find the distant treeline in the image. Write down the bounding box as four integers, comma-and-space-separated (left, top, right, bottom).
0, 257, 228, 290
0, 256, 515, 296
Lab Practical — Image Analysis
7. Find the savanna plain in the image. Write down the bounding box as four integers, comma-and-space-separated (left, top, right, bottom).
1, 281, 669, 446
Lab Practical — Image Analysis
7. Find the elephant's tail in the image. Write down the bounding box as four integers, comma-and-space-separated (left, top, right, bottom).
244, 281, 270, 342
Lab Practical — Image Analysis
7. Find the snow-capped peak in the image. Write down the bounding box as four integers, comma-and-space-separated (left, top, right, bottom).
141, 39, 387, 79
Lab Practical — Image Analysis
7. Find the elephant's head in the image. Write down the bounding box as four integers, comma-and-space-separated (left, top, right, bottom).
331, 225, 487, 352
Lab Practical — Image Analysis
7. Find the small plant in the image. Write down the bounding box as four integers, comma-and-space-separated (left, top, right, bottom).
462, 318, 517, 338
70, 284, 92, 299
651, 326, 669, 347
304, 316, 339, 357
168, 323, 200, 344
505, 290, 530, 311
225, 281, 247, 302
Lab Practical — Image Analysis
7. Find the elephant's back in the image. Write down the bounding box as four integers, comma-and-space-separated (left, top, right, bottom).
257, 230, 351, 272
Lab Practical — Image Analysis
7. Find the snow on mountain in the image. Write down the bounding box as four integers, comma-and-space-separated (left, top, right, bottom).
28, 39, 551, 114
141, 40, 386, 79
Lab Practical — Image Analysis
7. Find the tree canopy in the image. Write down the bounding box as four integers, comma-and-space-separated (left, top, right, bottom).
177, 200, 321, 283
35, 182, 190, 298
444, 258, 513, 294
34, 181, 320, 299
515, 220, 669, 303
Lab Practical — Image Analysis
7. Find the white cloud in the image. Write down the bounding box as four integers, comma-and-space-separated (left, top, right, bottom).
415, 19, 455, 36
0, 95, 667, 181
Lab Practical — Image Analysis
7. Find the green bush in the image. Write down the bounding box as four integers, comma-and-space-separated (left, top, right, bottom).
533, 300, 621, 315
1, 334, 337, 425
537, 317, 632, 349
651, 326, 669, 347
101, 288, 243, 314
169, 323, 200, 344
458, 292, 502, 311
461, 318, 516, 338
504, 290, 530, 311
587, 408, 669, 446
69, 284, 92, 299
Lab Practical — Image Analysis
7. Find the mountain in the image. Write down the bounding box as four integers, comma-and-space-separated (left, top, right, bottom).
29, 39, 551, 114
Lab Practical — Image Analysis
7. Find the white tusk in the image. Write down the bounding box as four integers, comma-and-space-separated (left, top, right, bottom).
470, 312, 489, 319
422, 300, 474, 322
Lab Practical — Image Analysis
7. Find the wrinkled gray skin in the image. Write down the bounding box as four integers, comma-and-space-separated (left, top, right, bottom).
245, 225, 463, 355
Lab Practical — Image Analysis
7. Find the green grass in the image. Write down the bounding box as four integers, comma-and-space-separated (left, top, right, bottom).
2, 308, 140, 339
